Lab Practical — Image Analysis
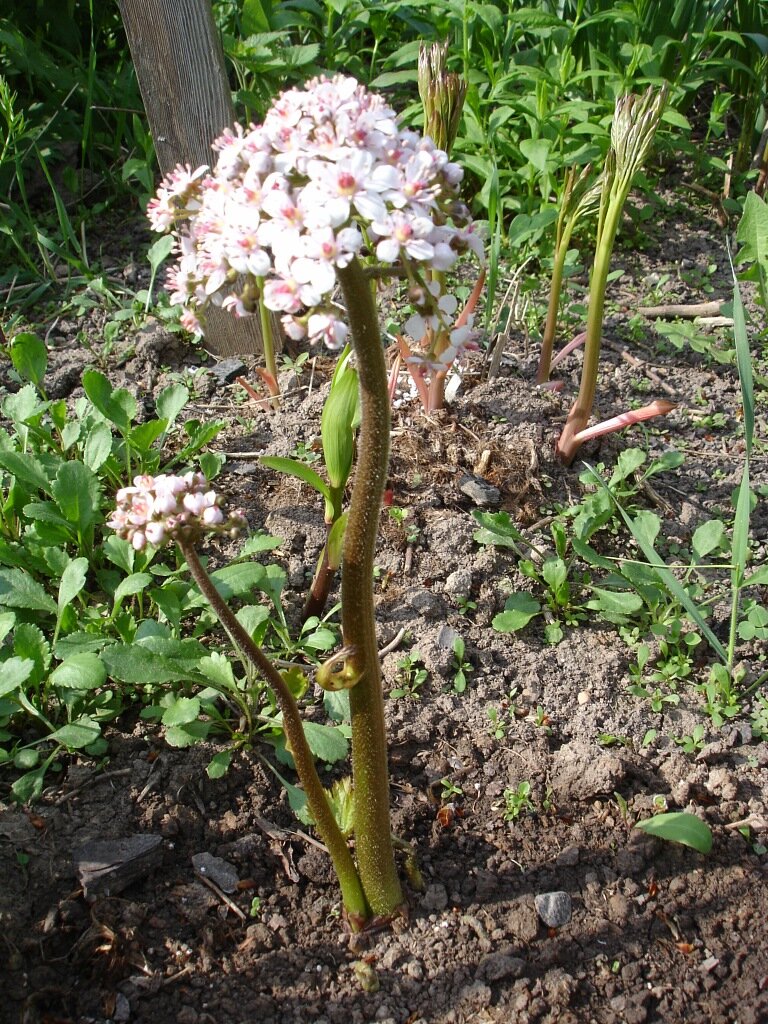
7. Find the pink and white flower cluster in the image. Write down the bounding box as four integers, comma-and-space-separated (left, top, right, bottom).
109, 472, 246, 550
148, 75, 482, 352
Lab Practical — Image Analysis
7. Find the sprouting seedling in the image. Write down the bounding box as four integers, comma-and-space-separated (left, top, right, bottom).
536, 164, 601, 385
556, 85, 673, 465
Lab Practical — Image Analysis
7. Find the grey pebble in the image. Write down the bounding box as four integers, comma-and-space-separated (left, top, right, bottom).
191, 851, 239, 892
208, 358, 247, 385
422, 883, 449, 912
534, 890, 572, 928
459, 475, 501, 506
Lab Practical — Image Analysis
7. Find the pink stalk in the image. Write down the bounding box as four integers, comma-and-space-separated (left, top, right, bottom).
550, 330, 588, 371
569, 399, 676, 444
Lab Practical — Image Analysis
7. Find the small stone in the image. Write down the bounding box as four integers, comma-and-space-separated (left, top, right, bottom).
114, 993, 131, 1023
406, 960, 424, 980
208, 358, 247, 385
445, 569, 473, 597
459, 475, 501, 507
534, 891, 572, 929
191, 852, 239, 893
577, 690, 590, 705
477, 952, 526, 982
422, 883, 449, 912
556, 845, 580, 867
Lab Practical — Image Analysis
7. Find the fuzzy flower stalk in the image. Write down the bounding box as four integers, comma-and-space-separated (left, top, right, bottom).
556, 85, 669, 465
109, 473, 371, 926
147, 75, 482, 923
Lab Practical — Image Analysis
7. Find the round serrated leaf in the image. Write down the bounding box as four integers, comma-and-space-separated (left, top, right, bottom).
49, 653, 107, 690
48, 717, 101, 749
161, 696, 201, 727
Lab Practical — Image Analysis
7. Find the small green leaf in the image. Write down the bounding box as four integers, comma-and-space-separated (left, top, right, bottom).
165, 721, 210, 747
49, 717, 101, 749
0, 656, 35, 697
82, 369, 137, 431
51, 461, 101, 531
10, 333, 48, 387
114, 573, 153, 603
58, 557, 89, 610
492, 593, 540, 632
587, 588, 644, 615
692, 520, 725, 560
83, 421, 113, 471
12, 766, 45, 804
49, 653, 107, 690
207, 750, 232, 779
199, 652, 238, 692
635, 811, 712, 854
161, 696, 201, 727
0, 568, 57, 614
260, 456, 332, 502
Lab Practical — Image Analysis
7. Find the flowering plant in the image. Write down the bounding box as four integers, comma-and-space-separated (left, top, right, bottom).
142, 74, 484, 927
149, 74, 482, 370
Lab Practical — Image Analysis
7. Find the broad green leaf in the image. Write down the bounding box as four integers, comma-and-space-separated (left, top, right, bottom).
51, 461, 101, 531
48, 717, 101, 749
736, 191, 768, 275
0, 450, 51, 493
571, 536, 614, 570
128, 419, 167, 453
83, 421, 113, 471
161, 696, 201, 727
199, 652, 237, 692
472, 510, 526, 551
239, 533, 283, 557
164, 720, 210, 747
147, 233, 175, 273
54, 631, 108, 659
520, 138, 553, 173
155, 383, 189, 427
260, 456, 331, 502
114, 572, 153, 603
322, 355, 359, 491
102, 640, 205, 684
58, 557, 88, 610
0, 611, 16, 644
49, 653, 107, 690
103, 535, 135, 574
0, 568, 57, 614
692, 520, 725, 560
635, 811, 712, 854
587, 588, 644, 615
10, 332, 47, 387
0, 656, 35, 697
82, 369, 137, 431
744, 565, 768, 587
493, 592, 541, 632
542, 558, 567, 594
611, 447, 646, 484
11, 767, 45, 804
207, 749, 233, 779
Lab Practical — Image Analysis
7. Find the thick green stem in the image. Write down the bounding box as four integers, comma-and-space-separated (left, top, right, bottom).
335, 257, 404, 918
258, 296, 281, 408
177, 540, 370, 927
556, 193, 625, 465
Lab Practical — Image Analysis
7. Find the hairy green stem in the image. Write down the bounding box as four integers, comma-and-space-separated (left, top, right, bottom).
177, 540, 370, 927
335, 257, 404, 917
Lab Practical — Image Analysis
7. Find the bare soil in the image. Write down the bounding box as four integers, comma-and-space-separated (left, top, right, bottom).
1, 182, 767, 1024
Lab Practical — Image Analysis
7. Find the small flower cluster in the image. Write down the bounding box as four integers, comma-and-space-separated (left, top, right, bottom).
149, 75, 482, 353
109, 472, 246, 550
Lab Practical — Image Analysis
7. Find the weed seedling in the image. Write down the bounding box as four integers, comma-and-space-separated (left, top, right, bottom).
501, 782, 535, 821
451, 635, 473, 694
390, 651, 428, 699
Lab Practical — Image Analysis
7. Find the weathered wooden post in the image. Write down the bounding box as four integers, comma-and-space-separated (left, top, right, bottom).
118, 0, 278, 357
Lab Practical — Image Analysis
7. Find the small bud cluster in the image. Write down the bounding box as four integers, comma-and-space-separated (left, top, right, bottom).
148, 74, 482, 356
109, 473, 246, 550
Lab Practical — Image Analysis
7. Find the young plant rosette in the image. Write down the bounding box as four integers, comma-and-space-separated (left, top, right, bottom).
145, 75, 482, 926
